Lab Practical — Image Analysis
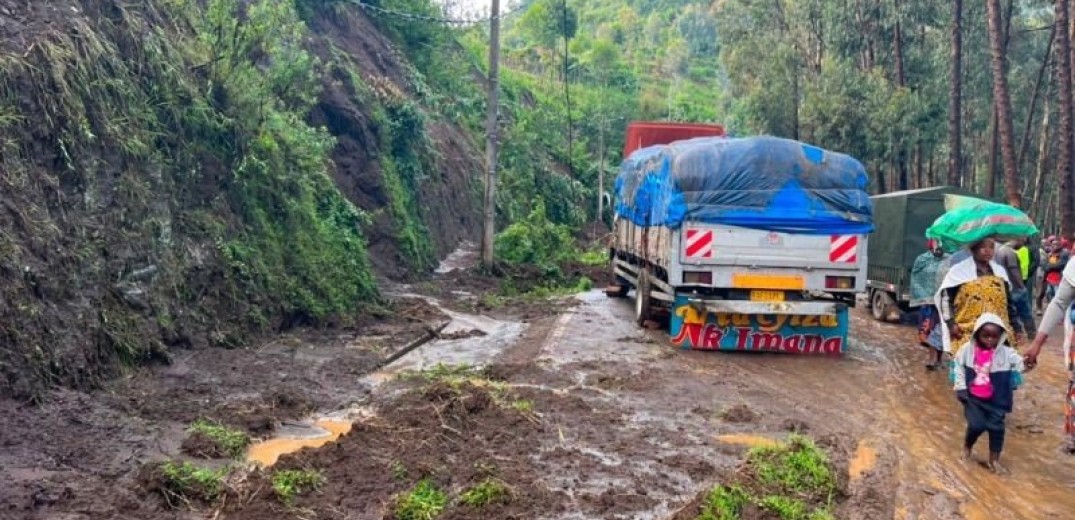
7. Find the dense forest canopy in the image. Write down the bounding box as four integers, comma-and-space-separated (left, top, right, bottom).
454, 0, 1071, 235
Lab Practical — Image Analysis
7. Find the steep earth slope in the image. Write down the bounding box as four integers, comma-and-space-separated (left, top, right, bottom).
0, 0, 480, 400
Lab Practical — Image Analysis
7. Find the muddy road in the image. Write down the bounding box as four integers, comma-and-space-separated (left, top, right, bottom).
3, 285, 1075, 519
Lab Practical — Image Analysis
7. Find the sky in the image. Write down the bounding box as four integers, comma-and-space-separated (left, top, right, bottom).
435, 0, 524, 21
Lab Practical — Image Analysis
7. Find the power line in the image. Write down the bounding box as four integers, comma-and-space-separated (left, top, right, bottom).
349, 0, 527, 26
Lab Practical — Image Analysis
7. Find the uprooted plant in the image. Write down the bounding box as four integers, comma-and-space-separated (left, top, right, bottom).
272, 468, 326, 505
394, 479, 448, 520
143, 460, 231, 508
184, 419, 251, 459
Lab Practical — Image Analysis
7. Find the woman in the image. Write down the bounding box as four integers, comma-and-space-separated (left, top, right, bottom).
1022, 258, 1075, 451
911, 239, 948, 369
935, 238, 1020, 354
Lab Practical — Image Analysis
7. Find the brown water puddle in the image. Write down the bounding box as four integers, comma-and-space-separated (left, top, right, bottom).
247, 419, 353, 467
714, 433, 780, 448
848, 439, 877, 481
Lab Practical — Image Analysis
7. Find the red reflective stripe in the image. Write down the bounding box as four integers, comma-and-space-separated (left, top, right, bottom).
685, 229, 713, 258
830, 235, 858, 263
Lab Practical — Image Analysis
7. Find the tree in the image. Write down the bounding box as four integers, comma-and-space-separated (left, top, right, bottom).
948, 0, 964, 187
1056, 0, 1074, 237
986, 0, 1021, 206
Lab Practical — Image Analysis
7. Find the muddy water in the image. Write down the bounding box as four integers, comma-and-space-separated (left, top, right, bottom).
434, 240, 478, 273
364, 300, 526, 384
248, 419, 352, 466
854, 313, 1075, 520
247, 300, 524, 467
714, 433, 781, 448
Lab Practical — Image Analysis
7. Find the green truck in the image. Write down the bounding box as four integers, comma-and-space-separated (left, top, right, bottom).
866, 186, 969, 321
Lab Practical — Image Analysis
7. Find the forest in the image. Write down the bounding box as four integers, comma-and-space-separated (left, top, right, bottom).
455, 0, 1075, 236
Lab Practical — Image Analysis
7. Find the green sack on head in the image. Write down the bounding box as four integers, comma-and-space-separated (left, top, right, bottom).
926, 197, 1038, 252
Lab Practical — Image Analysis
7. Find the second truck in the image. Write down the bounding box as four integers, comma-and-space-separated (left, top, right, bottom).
609, 124, 874, 354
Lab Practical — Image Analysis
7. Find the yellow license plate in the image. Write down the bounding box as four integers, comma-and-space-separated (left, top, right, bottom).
732, 274, 805, 290
750, 290, 785, 302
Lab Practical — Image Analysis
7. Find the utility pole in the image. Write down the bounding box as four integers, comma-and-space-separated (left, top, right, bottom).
481, 0, 501, 268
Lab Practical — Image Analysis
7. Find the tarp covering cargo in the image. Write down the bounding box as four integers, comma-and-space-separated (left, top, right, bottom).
614, 136, 873, 234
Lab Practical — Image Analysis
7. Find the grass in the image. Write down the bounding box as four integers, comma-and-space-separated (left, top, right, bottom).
459, 478, 512, 507
188, 419, 250, 459
748, 435, 836, 500
157, 461, 229, 504
694, 435, 838, 520
271, 468, 325, 505
697, 484, 749, 520
758, 495, 809, 520
395, 479, 447, 520
509, 399, 534, 413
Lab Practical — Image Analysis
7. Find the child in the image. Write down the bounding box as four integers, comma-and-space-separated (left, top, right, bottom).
953, 312, 1025, 474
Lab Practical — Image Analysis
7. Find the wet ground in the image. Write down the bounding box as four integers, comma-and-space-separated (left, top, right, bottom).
2, 278, 1075, 518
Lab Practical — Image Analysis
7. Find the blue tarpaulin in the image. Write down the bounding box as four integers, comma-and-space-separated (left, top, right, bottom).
614, 136, 874, 235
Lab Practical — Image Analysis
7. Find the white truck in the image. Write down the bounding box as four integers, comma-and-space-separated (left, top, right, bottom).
608, 133, 873, 354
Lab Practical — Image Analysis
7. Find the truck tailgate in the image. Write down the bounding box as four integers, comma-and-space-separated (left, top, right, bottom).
680, 225, 863, 270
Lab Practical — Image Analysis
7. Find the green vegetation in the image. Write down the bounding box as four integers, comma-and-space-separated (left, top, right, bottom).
155, 461, 229, 505
187, 419, 250, 459
271, 468, 326, 505
509, 399, 535, 414
694, 435, 837, 520
758, 495, 810, 520
459, 478, 513, 507
395, 479, 448, 520
697, 484, 749, 520
749, 435, 837, 500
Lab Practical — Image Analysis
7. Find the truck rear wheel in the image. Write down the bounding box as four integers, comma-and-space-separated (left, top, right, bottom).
634, 271, 652, 325
870, 289, 895, 322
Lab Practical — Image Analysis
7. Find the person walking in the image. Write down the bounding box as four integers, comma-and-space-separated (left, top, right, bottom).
911, 239, 948, 369
935, 238, 1020, 354
954, 313, 1025, 474
997, 237, 1036, 339
1023, 255, 1075, 452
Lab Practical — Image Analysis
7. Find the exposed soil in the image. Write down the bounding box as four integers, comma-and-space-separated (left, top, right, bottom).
4, 266, 1075, 520
0, 295, 448, 520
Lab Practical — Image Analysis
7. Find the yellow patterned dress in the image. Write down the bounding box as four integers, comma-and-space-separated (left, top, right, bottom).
950, 274, 1018, 349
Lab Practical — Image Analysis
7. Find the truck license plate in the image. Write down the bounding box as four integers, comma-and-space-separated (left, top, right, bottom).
750, 290, 785, 302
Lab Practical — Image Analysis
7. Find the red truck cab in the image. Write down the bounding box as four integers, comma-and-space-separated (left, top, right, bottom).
622, 121, 726, 157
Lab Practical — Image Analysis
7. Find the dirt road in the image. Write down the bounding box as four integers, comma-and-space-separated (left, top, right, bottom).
3, 286, 1075, 519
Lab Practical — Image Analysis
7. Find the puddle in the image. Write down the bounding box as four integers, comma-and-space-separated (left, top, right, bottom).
248, 418, 352, 467
714, 433, 780, 448
849, 439, 877, 481
363, 297, 526, 386
435, 241, 478, 273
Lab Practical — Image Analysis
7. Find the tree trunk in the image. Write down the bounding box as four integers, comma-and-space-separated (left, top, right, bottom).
1018, 24, 1056, 169
947, 0, 964, 186
481, 0, 502, 267
894, 1, 908, 191
986, 0, 1021, 207
1031, 95, 1051, 220
988, 113, 999, 198
1058, 0, 1075, 238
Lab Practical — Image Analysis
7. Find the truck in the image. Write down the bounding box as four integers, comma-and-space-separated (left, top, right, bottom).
608, 127, 873, 354
865, 186, 970, 321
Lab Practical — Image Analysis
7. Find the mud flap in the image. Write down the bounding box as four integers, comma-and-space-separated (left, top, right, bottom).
669, 295, 850, 354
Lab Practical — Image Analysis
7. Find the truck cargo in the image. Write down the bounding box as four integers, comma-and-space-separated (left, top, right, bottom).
609, 133, 873, 354
866, 186, 970, 321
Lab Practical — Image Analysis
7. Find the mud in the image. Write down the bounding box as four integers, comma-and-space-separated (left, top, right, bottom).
5, 280, 1075, 519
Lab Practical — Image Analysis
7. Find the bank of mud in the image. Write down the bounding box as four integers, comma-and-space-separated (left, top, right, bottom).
4, 285, 1075, 519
